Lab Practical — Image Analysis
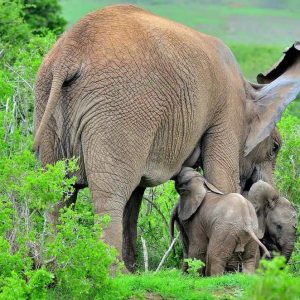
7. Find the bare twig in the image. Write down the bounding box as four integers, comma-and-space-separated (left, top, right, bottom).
44, 257, 56, 265
155, 233, 179, 272
4, 63, 33, 90
143, 196, 169, 230
141, 236, 149, 273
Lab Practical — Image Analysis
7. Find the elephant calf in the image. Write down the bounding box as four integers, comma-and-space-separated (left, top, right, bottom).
226, 181, 298, 272
170, 167, 270, 276
246, 180, 298, 262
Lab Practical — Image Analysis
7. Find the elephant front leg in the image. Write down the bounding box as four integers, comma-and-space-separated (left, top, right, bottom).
201, 125, 240, 193
186, 234, 207, 275
123, 186, 145, 272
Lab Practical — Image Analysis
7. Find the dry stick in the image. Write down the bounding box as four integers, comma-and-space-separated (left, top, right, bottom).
4, 63, 33, 91
155, 233, 179, 272
143, 196, 169, 230
141, 236, 149, 273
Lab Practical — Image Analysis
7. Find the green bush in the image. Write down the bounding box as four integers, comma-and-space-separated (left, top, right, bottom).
47, 202, 118, 299
23, 0, 67, 34
136, 181, 182, 271
0, 0, 31, 56
0, 145, 118, 298
276, 112, 300, 205
243, 257, 300, 300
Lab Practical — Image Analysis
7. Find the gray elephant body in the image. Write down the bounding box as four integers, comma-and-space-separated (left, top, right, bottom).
226, 181, 298, 272
33, 4, 300, 270
246, 181, 298, 261
171, 168, 269, 276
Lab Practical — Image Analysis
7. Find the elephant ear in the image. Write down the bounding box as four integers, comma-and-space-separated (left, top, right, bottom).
178, 177, 206, 221
245, 42, 300, 156
204, 180, 224, 194
247, 180, 279, 237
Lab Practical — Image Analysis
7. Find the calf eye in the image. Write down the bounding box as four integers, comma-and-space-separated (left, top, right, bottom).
271, 141, 280, 157
277, 224, 282, 231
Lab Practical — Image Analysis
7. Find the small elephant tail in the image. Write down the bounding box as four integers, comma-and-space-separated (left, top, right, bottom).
170, 205, 179, 244
33, 70, 67, 151
248, 230, 271, 258
33, 57, 82, 151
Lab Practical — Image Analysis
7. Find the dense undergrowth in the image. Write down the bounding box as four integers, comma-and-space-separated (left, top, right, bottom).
0, 0, 300, 298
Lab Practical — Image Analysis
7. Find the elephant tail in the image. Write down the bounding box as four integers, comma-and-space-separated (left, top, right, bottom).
32, 59, 81, 151
33, 70, 66, 150
248, 230, 271, 258
170, 205, 178, 244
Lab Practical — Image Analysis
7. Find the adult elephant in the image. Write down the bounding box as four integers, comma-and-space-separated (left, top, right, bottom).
33, 5, 300, 271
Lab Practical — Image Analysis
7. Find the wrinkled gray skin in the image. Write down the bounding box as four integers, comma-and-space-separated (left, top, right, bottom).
33, 5, 300, 271
170, 167, 270, 276
246, 180, 298, 262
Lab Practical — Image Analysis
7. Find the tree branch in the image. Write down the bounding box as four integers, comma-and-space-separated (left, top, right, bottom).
143, 196, 169, 230
155, 233, 179, 272
141, 236, 149, 273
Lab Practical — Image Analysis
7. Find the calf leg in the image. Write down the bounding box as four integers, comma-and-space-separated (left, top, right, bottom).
242, 240, 259, 273
206, 234, 236, 276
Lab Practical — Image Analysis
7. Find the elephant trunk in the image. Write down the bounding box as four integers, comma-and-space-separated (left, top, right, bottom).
281, 241, 296, 262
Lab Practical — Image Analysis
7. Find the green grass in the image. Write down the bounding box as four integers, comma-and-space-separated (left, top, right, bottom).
109, 270, 253, 299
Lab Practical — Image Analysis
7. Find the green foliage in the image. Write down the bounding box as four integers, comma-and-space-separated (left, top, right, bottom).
0, 0, 31, 54
0, 32, 56, 142
243, 257, 300, 300
24, 0, 67, 34
184, 258, 205, 277
0, 143, 118, 297
137, 181, 181, 270
47, 205, 117, 299
276, 113, 300, 204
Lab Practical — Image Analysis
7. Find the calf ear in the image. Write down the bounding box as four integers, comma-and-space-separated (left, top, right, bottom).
204, 180, 224, 194
247, 180, 279, 237
178, 177, 206, 221
245, 42, 300, 156
247, 181, 279, 211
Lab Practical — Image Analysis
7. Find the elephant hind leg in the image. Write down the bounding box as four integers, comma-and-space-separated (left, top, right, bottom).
205, 234, 237, 276
85, 154, 145, 270
123, 186, 145, 272
242, 240, 259, 273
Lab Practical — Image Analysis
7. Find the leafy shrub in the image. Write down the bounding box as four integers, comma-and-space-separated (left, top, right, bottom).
136, 181, 182, 271
0, 143, 118, 298
46, 203, 118, 299
276, 112, 300, 205
184, 258, 205, 277
0, 0, 31, 56
243, 257, 300, 300
24, 0, 67, 34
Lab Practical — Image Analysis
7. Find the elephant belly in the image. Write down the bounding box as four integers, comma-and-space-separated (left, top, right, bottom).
141, 138, 202, 187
